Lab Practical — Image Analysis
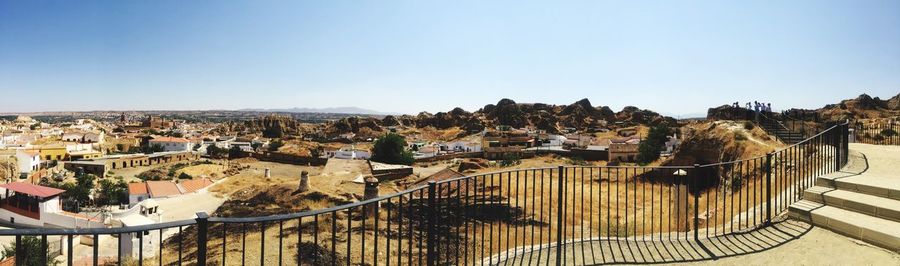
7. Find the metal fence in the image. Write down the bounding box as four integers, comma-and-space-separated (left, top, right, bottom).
0, 124, 851, 266
854, 120, 899, 145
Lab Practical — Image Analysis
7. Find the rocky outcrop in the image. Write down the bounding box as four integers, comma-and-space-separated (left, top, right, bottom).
484, 99, 528, 128
886, 93, 900, 110
218, 115, 304, 138
312, 98, 675, 138
326, 117, 384, 136
707, 105, 753, 121
818, 93, 900, 121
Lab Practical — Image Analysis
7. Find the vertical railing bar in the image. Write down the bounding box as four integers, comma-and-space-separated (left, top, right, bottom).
195, 212, 209, 266
177, 226, 183, 266
68, 235, 74, 266
279, 220, 284, 266
260, 221, 266, 266
331, 211, 337, 266
346, 208, 352, 266
297, 217, 306, 264
555, 166, 564, 266
427, 182, 437, 266
139, 230, 144, 266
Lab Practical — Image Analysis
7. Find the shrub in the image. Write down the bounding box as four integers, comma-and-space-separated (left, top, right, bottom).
568, 156, 589, 166
734, 132, 748, 141
178, 172, 192, 179
637, 123, 672, 163
743, 121, 755, 130
1, 236, 60, 265
499, 154, 521, 167
268, 139, 284, 152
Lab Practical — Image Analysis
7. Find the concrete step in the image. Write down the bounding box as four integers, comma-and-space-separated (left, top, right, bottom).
789, 200, 900, 252
816, 176, 900, 201
803, 186, 900, 222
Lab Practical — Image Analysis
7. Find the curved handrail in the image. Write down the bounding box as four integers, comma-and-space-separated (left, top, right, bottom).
0, 219, 197, 236
774, 123, 843, 152
210, 185, 429, 224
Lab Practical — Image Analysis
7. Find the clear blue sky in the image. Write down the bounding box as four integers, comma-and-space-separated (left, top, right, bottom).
1, 1, 898, 116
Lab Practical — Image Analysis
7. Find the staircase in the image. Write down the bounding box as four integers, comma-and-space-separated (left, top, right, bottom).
758, 117, 806, 144
789, 148, 900, 252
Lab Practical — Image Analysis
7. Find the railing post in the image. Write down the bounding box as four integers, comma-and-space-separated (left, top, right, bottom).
195, 212, 209, 265
556, 165, 564, 266
765, 153, 773, 225
843, 122, 850, 164
14, 235, 21, 266
426, 181, 437, 266
834, 125, 842, 171
692, 164, 700, 242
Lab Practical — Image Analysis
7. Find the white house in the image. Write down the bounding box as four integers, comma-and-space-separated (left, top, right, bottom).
443, 141, 482, 153
83, 132, 104, 143
15, 149, 40, 174
544, 134, 567, 147
230, 142, 253, 152
148, 137, 192, 152
128, 183, 150, 207
329, 146, 371, 160
0, 182, 103, 228
61, 131, 104, 143
661, 133, 681, 157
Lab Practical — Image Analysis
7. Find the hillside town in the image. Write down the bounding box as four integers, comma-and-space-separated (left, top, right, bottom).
0, 94, 897, 264
2, 1, 899, 264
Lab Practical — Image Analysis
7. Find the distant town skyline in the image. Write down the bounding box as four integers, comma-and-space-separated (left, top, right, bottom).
1, 1, 898, 116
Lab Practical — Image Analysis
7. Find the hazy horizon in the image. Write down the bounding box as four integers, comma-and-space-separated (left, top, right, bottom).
2, 1, 898, 116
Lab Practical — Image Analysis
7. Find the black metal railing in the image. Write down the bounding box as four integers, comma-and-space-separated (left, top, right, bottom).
854, 120, 899, 145
0, 123, 852, 266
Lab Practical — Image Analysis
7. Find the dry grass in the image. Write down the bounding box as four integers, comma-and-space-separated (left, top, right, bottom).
400, 126, 466, 142
140, 123, 815, 265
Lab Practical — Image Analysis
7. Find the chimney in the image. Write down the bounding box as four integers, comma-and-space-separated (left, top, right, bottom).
298, 171, 310, 192
363, 175, 380, 217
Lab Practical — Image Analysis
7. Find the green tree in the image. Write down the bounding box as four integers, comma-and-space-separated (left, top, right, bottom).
371, 133, 414, 165
1, 236, 60, 265
268, 140, 284, 152
637, 124, 672, 164
206, 145, 225, 157
228, 146, 244, 159
263, 123, 285, 138
96, 179, 128, 206
141, 144, 164, 154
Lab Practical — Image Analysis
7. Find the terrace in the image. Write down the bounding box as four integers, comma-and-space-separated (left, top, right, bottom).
0, 120, 898, 265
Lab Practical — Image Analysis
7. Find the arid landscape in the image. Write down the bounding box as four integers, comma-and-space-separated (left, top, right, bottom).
2, 2, 899, 264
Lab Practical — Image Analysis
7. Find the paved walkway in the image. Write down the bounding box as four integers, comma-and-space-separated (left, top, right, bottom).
489, 219, 899, 265
820, 143, 900, 197
489, 143, 900, 265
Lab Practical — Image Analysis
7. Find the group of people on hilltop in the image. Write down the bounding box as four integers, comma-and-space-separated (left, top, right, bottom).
730, 101, 772, 113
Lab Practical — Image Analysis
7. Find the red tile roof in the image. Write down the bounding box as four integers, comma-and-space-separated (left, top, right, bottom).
0, 182, 65, 198
146, 181, 181, 197
128, 182, 148, 195
149, 137, 191, 143
180, 178, 213, 193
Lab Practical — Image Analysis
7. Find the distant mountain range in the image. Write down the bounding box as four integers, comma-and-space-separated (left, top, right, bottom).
238, 107, 396, 115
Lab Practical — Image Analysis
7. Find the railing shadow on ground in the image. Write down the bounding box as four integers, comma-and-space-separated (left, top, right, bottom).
494, 219, 813, 265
